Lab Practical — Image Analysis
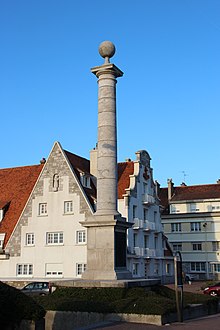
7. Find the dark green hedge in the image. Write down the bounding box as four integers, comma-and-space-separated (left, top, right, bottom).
34, 285, 218, 316
0, 282, 46, 328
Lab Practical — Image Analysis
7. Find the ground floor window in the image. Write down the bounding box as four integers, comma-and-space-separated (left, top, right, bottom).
76, 263, 86, 276
166, 263, 171, 275
190, 262, 205, 272
45, 263, 63, 277
213, 264, 220, 272
16, 264, 33, 276
132, 263, 139, 276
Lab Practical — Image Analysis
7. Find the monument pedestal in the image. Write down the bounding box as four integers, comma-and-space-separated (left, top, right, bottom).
80, 214, 132, 281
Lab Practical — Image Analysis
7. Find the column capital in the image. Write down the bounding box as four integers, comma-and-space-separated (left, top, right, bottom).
91, 63, 123, 78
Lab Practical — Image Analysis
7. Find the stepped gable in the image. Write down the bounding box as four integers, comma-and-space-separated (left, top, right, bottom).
118, 161, 134, 199
0, 164, 43, 246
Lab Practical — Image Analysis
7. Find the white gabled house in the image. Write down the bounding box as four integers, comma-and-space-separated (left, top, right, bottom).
0, 142, 173, 283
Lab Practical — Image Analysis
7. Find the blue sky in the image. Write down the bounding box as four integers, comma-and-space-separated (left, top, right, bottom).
0, 0, 220, 187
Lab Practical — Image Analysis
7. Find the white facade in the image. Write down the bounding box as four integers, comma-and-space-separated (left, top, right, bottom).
118, 151, 174, 283
161, 180, 220, 280
0, 142, 91, 280
0, 144, 173, 283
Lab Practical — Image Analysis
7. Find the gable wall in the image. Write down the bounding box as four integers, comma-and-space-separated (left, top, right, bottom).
1, 143, 92, 279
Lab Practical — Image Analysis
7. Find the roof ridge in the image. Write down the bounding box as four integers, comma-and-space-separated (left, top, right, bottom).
0, 164, 42, 171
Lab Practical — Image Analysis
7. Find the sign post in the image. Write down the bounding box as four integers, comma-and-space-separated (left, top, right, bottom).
174, 251, 183, 322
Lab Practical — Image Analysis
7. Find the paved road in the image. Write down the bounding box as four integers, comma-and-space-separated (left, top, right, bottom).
83, 313, 220, 330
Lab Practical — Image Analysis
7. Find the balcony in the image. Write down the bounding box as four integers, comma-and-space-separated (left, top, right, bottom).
143, 220, 155, 231
133, 218, 144, 229
144, 248, 156, 258
128, 247, 157, 258
142, 193, 155, 205
133, 247, 144, 256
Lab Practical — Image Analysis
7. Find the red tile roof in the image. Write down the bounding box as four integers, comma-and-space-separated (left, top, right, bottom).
0, 165, 43, 247
118, 161, 134, 199
159, 184, 220, 214
64, 149, 135, 200
64, 150, 97, 208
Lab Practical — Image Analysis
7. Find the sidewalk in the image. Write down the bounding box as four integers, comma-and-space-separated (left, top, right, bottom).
166, 281, 205, 294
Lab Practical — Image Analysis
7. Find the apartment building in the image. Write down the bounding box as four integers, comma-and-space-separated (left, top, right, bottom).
159, 179, 220, 280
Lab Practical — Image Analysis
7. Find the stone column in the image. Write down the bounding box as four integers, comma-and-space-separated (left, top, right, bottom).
81, 42, 132, 281
91, 42, 123, 215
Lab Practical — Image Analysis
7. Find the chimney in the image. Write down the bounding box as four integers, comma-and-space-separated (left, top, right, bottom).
155, 180, 160, 197
40, 158, 46, 164
167, 178, 174, 200
90, 147, 98, 177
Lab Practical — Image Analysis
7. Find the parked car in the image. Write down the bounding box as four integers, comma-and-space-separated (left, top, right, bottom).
21, 281, 52, 296
185, 273, 197, 283
203, 282, 220, 296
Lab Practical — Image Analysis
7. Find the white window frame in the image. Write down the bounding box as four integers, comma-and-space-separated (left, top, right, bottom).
64, 201, 73, 214
192, 242, 202, 251
171, 223, 182, 232
132, 263, 139, 276
26, 233, 35, 246
190, 222, 201, 232
214, 264, 220, 272
39, 203, 47, 216
76, 263, 86, 276
190, 203, 200, 212
76, 230, 86, 244
80, 173, 91, 188
46, 232, 63, 245
172, 243, 182, 251
190, 262, 206, 272
212, 241, 220, 251
16, 264, 33, 276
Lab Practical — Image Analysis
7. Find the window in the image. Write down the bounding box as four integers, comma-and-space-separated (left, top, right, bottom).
132, 263, 139, 276
80, 173, 91, 188
144, 208, 148, 221
212, 205, 220, 211
166, 263, 171, 274
172, 243, 182, 251
192, 243, 202, 251
171, 223, 182, 232
212, 241, 220, 251
154, 235, 158, 250
46, 232, 63, 245
214, 264, 220, 272
133, 233, 138, 247
144, 235, 149, 248
76, 230, 86, 244
26, 233, 34, 246
190, 222, 201, 232
46, 263, 63, 276
17, 264, 33, 276
76, 263, 86, 276
64, 201, 73, 214
190, 203, 199, 212
39, 203, 47, 215
133, 205, 137, 219
190, 262, 205, 272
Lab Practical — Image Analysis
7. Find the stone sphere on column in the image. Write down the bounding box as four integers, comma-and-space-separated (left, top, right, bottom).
99, 41, 115, 63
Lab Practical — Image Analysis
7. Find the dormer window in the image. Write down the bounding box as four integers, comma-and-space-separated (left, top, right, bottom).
0, 233, 6, 251
0, 201, 10, 222
0, 209, 3, 222
80, 173, 91, 188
